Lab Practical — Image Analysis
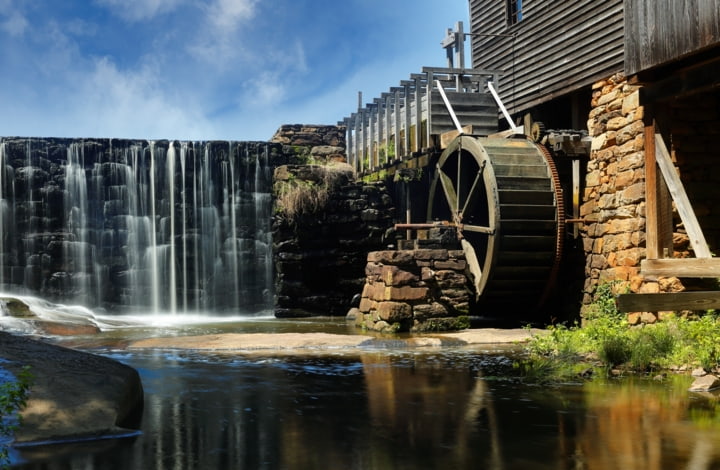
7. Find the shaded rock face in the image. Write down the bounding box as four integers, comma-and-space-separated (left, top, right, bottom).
0, 332, 143, 443
0, 138, 295, 313
273, 165, 395, 317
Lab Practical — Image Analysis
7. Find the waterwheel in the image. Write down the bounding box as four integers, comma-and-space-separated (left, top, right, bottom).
427, 135, 564, 315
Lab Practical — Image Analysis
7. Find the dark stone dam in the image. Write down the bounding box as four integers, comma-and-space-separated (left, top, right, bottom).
0, 137, 280, 314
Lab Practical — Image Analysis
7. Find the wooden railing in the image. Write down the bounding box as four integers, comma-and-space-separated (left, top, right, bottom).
339, 67, 502, 174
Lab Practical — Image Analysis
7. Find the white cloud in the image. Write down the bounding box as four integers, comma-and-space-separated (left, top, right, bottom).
207, 0, 256, 32
94, 0, 186, 22
0, 1, 28, 37
73, 57, 214, 139
188, 0, 258, 66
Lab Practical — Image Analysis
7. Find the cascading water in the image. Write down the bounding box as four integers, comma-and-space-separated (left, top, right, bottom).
0, 138, 274, 315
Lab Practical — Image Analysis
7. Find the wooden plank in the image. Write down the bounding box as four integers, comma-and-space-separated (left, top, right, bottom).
641, 258, 720, 278
654, 133, 712, 258
440, 125, 474, 149
470, 0, 623, 115
616, 291, 720, 313
625, 0, 720, 75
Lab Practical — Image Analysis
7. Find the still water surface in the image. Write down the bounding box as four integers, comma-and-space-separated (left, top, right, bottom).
11, 322, 720, 470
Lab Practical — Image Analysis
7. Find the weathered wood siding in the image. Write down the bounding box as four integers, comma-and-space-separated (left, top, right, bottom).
625, 0, 720, 76
470, 0, 624, 115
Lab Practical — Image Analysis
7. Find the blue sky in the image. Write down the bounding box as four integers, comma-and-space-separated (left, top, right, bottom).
0, 0, 469, 141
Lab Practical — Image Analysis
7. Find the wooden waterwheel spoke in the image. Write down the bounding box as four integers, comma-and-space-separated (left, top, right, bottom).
461, 239, 483, 296
460, 223, 494, 234
459, 168, 484, 220
437, 166, 458, 214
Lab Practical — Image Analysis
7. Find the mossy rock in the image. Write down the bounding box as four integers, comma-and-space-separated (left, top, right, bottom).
2, 298, 35, 318
411, 315, 470, 332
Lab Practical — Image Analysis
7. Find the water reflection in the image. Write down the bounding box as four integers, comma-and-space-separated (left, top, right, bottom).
13, 349, 720, 469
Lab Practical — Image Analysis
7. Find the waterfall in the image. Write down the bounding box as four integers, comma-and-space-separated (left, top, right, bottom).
0, 138, 275, 315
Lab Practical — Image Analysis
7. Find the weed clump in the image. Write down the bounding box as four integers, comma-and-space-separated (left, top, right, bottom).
274, 163, 353, 223
518, 282, 720, 382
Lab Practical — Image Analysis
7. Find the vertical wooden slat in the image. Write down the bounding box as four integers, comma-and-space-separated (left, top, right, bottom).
394, 88, 401, 160
403, 82, 411, 156
358, 110, 365, 173
572, 158, 580, 238
425, 70, 434, 150
414, 76, 422, 152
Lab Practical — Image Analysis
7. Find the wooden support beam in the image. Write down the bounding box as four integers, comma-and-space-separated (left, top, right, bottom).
641, 258, 720, 278
644, 124, 674, 258
654, 133, 711, 258
616, 291, 720, 313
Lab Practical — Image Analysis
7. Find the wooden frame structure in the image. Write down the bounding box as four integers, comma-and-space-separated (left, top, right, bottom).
339, 67, 502, 174
617, 128, 720, 312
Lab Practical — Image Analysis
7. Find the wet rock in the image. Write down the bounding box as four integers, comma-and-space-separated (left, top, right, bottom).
0, 332, 143, 444
689, 374, 720, 392
691, 367, 707, 377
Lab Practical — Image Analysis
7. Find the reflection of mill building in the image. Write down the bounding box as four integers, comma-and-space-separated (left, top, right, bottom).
467, 0, 720, 316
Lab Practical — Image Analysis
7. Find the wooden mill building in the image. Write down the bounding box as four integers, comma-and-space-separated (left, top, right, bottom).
470, 0, 720, 316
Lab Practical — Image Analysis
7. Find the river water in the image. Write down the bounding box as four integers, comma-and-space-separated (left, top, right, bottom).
8, 318, 720, 470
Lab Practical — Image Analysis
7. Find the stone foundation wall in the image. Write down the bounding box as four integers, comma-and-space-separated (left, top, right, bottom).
350, 247, 471, 333
581, 73, 648, 315
581, 74, 720, 322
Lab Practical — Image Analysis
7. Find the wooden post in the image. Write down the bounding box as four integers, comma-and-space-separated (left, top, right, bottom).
644, 121, 673, 259
572, 159, 580, 238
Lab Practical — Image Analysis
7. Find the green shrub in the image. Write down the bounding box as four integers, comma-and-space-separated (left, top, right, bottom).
1, 366, 33, 467
519, 282, 720, 380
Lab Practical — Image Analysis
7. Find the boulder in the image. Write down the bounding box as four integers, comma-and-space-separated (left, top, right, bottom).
0, 332, 143, 444
688, 374, 720, 392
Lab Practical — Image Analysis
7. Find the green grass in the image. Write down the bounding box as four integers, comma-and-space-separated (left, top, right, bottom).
518, 282, 720, 382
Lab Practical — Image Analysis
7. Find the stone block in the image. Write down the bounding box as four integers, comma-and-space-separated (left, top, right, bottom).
412, 302, 450, 320
413, 249, 449, 261
368, 250, 416, 266
621, 90, 640, 115
376, 301, 412, 322
606, 116, 628, 131
386, 286, 429, 301
585, 170, 601, 187
619, 183, 644, 205
598, 193, 616, 209
658, 276, 684, 293
381, 265, 419, 286
359, 297, 375, 313
433, 259, 466, 270
598, 88, 622, 106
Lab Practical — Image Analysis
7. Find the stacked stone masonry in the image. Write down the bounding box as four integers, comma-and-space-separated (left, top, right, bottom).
581, 73, 703, 323
351, 249, 471, 332
271, 124, 396, 317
